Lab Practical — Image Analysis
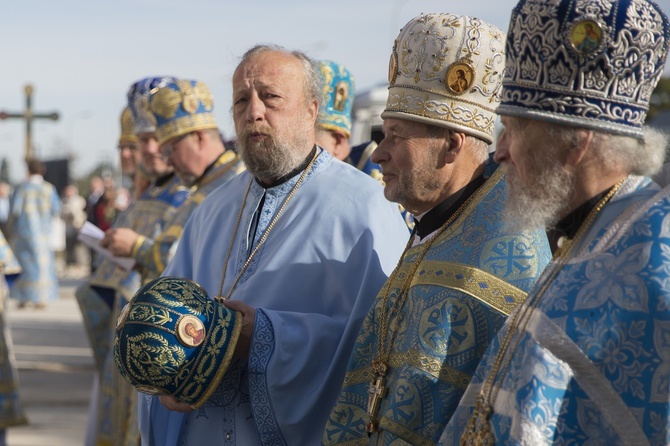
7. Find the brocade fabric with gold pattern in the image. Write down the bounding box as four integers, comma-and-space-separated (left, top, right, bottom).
441, 177, 670, 445
323, 167, 551, 445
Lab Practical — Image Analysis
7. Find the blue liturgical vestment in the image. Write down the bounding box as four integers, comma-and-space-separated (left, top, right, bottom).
0, 232, 27, 430
77, 174, 190, 374
76, 173, 190, 446
137, 149, 409, 446
440, 176, 670, 445
322, 166, 551, 445
90, 152, 242, 446
347, 141, 382, 182
132, 151, 245, 283
10, 177, 61, 305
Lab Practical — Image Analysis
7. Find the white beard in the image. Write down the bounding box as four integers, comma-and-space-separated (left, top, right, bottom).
502, 160, 573, 233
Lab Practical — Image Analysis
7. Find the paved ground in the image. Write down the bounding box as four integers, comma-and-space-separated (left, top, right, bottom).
6, 276, 92, 445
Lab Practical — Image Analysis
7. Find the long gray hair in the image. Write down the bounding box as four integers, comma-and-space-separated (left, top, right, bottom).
546, 124, 667, 177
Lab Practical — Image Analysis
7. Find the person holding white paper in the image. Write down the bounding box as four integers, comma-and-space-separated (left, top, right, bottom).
75, 85, 192, 446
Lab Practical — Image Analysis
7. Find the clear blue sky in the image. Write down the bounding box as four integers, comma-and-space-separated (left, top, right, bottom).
0, 0, 669, 183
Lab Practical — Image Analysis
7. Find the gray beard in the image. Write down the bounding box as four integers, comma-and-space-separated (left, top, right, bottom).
237, 132, 308, 183
502, 162, 573, 233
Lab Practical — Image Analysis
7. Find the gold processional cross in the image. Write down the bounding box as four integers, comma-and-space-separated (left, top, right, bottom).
0, 84, 59, 160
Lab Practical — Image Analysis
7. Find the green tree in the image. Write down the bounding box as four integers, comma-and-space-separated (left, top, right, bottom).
0, 158, 8, 184
648, 76, 670, 122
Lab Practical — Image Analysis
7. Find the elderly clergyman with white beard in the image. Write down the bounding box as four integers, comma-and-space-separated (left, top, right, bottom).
439, 0, 670, 444
136, 44, 410, 445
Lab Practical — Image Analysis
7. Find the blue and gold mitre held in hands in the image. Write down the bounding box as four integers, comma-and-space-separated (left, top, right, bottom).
113, 276, 241, 408
499, 0, 669, 139
317, 60, 354, 137
149, 79, 218, 146
127, 76, 177, 135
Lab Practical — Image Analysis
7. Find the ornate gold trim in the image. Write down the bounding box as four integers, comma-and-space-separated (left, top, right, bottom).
410, 261, 527, 317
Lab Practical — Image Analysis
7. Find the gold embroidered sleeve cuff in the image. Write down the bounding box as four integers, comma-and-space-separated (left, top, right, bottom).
131, 235, 146, 259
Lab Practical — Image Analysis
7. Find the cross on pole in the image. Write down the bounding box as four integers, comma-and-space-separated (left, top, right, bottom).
0, 84, 59, 160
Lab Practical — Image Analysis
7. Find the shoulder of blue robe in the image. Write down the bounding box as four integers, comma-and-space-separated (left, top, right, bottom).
441, 177, 670, 445
140, 173, 191, 208
145, 150, 410, 445
134, 153, 244, 280
11, 181, 59, 217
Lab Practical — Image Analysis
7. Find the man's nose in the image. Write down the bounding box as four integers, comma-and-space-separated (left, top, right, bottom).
371, 138, 389, 164
493, 129, 510, 164
247, 95, 266, 123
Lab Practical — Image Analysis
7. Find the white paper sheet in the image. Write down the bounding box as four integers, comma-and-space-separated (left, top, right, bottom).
77, 221, 137, 272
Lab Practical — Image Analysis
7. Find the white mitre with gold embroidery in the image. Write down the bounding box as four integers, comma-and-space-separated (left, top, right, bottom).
382, 13, 505, 144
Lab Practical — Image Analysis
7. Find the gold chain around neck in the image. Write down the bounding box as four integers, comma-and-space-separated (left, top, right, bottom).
215, 151, 318, 302
461, 177, 626, 445
372, 183, 483, 375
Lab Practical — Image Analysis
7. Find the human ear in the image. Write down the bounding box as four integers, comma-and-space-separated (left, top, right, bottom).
565, 130, 592, 167
443, 130, 465, 164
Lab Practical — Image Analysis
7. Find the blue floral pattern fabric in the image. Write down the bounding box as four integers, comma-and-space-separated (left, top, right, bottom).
441, 176, 670, 445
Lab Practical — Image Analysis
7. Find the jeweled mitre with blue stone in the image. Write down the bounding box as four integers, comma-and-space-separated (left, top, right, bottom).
499, 0, 670, 138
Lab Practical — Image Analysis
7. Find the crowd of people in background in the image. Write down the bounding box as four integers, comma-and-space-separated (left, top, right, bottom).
0, 173, 133, 281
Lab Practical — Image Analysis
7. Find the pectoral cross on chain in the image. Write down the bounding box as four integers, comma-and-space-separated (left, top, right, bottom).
366, 373, 388, 434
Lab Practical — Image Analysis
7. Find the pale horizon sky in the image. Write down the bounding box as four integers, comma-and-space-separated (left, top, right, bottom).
1, 0, 669, 184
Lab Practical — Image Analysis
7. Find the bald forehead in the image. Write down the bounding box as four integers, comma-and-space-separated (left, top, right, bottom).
234, 50, 305, 85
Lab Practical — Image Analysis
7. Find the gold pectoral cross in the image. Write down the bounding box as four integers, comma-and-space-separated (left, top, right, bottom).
366, 373, 388, 434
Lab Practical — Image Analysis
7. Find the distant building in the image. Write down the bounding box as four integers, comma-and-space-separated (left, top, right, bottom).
351, 83, 387, 146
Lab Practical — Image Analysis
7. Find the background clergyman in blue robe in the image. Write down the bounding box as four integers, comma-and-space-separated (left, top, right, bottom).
10, 160, 61, 307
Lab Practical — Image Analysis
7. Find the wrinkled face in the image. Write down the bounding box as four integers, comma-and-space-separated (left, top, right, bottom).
232, 51, 317, 182
160, 132, 199, 186
118, 143, 138, 175
137, 132, 171, 178
494, 116, 573, 231
371, 117, 445, 213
